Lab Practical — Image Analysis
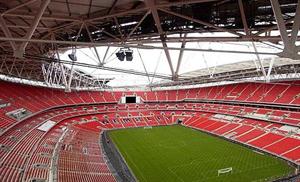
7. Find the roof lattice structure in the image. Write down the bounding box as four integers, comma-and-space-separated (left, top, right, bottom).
0, 0, 299, 89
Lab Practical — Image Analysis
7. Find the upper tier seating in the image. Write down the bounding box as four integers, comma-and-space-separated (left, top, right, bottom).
1, 80, 300, 108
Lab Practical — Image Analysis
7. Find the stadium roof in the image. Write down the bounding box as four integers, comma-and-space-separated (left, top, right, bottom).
151, 57, 300, 88
0, 0, 300, 90
181, 57, 300, 78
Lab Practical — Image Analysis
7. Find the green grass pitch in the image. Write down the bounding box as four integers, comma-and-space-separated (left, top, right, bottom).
108, 125, 294, 182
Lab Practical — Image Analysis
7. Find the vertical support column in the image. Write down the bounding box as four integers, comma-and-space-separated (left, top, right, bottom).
252, 42, 267, 80
84, 23, 103, 66
65, 22, 85, 92
270, 0, 291, 48
137, 48, 151, 83
102, 46, 110, 64
56, 52, 68, 87
290, 0, 300, 44
65, 64, 74, 92
270, 0, 300, 59
145, 0, 175, 79
175, 34, 187, 80
266, 57, 275, 82
238, 0, 250, 36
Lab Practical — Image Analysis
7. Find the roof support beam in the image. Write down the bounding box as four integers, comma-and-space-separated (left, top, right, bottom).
5, 24, 48, 30
161, 39, 175, 78
238, 0, 266, 79
0, 16, 17, 51
28, 0, 219, 38
175, 34, 187, 80
0, 36, 279, 55
65, 22, 85, 91
137, 48, 151, 83
88, 7, 148, 22
1, 0, 219, 22
270, 0, 300, 59
254, 17, 294, 36
102, 46, 110, 64
290, 0, 300, 44
105, 1, 123, 40
1, 0, 38, 15
157, 0, 219, 8
238, 0, 250, 36
14, 0, 50, 58
107, 0, 118, 15
84, 23, 104, 66
57, 54, 68, 87
266, 57, 275, 82
126, 11, 150, 40
87, 0, 219, 22
270, 0, 291, 48
146, 0, 175, 79
12, 54, 171, 80
113, 17, 124, 40
252, 42, 267, 81
4, 13, 81, 22
126, 35, 300, 44
87, 23, 122, 41
158, 8, 243, 37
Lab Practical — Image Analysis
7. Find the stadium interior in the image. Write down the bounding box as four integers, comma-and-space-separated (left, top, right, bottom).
1, 0, 300, 181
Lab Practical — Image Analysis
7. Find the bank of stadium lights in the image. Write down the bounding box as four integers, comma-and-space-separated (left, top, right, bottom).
116, 48, 133, 61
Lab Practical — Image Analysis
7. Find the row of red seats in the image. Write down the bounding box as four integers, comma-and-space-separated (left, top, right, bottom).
144, 82, 300, 105
1, 100, 299, 139
1, 81, 300, 116
189, 102, 300, 126
72, 111, 176, 131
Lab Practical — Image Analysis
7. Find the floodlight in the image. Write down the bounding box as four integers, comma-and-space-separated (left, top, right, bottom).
116, 51, 125, 61
68, 52, 77, 61
116, 48, 133, 61
125, 50, 133, 61
68, 47, 77, 61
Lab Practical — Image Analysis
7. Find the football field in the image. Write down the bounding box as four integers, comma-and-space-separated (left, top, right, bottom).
108, 125, 294, 182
